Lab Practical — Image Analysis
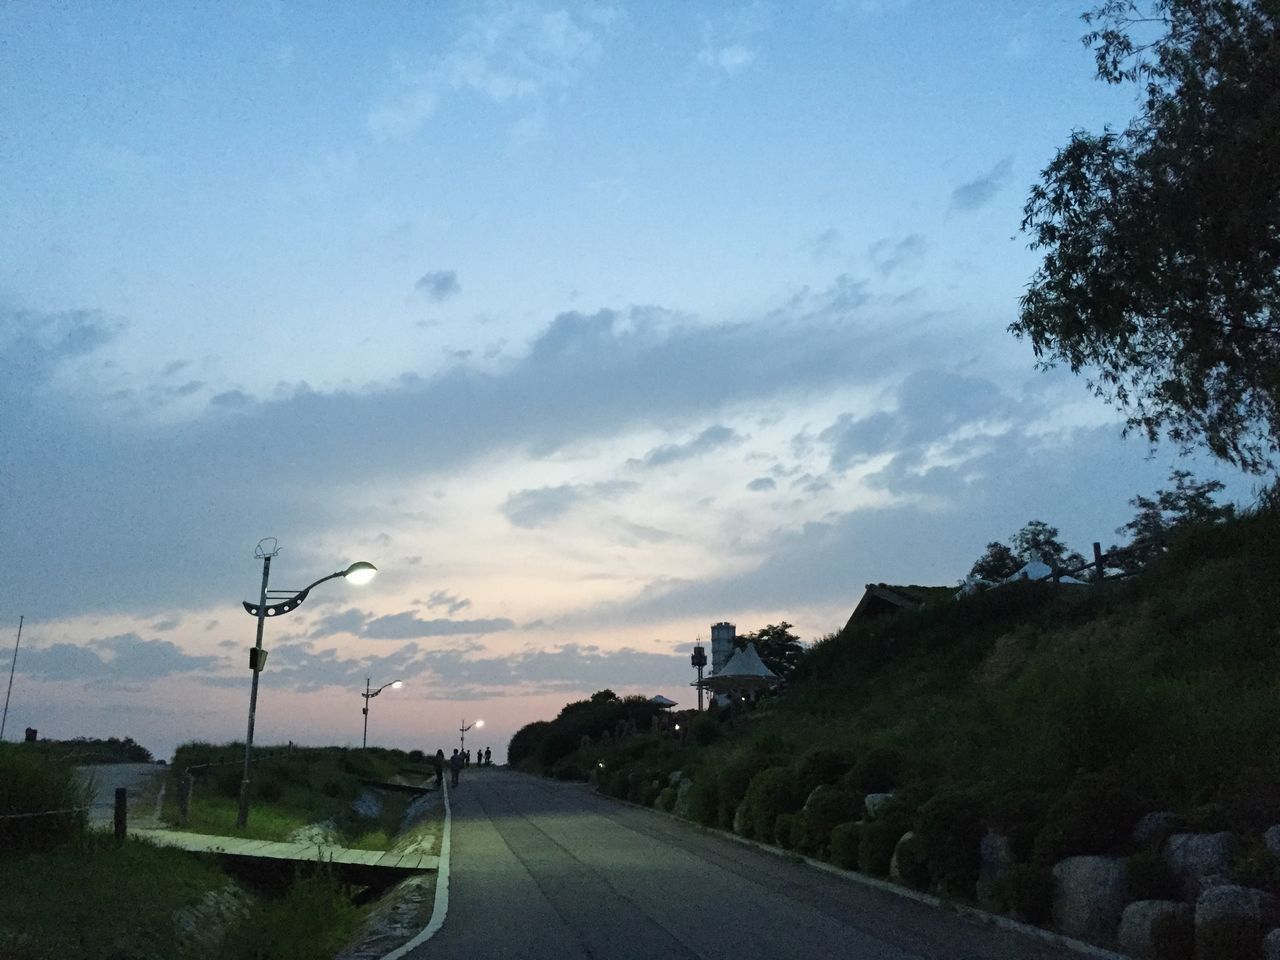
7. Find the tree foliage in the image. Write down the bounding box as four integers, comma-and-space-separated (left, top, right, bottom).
1110, 468, 1236, 568
736, 622, 805, 679
1015, 0, 1280, 471
969, 520, 1085, 580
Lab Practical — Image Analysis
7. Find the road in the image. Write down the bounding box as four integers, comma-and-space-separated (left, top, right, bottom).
76, 762, 166, 829
408, 769, 1097, 960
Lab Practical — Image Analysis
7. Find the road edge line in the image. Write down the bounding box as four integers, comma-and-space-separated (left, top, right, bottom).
589, 783, 1128, 960
377, 780, 452, 960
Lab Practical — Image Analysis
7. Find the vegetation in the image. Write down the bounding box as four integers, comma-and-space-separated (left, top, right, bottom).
19, 735, 154, 765
510, 486, 1280, 941
1016, 0, 1280, 472
0, 742, 90, 855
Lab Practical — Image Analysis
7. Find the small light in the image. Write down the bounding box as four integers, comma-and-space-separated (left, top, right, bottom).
475, 719, 485, 729
391, 681, 403, 690
597, 761, 605, 769
674, 724, 681, 731
343, 561, 378, 585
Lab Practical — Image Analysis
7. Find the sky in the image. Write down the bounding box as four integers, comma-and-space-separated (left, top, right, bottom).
0, 0, 1265, 762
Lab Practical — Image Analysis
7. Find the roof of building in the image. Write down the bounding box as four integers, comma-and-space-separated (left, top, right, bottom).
843, 582, 952, 631
701, 641, 779, 688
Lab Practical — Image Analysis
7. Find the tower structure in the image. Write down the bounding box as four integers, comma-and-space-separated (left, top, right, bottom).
710, 621, 736, 676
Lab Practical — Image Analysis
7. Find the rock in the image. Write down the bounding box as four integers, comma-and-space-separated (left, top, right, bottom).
672, 778, 694, 819
1264, 824, 1280, 858
1195, 884, 1278, 960
1132, 811, 1179, 847
1264, 926, 1280, 960
864, 792, 895, 820
803, 785, 826, 810
976, 831, 1014, 911
668, 770, 683, 786
1164, 832, 1240, 901
1118, 900, 1192, 959
351, 789, 382, 819
1051, 855, 1130, 946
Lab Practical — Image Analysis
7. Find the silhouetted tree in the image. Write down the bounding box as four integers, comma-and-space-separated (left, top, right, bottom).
1110, 469, 1236, 569
1015, 0, 1280, 472
969, 541, 1021, 581
736, 622, 804, 679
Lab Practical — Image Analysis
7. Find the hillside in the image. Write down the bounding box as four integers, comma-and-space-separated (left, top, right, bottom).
509, 490, 1280, 956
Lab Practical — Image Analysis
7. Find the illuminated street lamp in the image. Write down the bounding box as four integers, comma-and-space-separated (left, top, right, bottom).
361, 678, 404, 749
459, 717, 484, 753
237, 539, 377, 828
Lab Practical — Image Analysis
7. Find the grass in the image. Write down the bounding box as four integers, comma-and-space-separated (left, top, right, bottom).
0, 833, 229, 960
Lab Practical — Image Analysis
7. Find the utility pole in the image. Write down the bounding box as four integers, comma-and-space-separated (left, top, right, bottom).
1, 616, 24, 742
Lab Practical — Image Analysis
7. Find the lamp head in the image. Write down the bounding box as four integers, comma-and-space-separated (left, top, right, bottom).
475, 719, 485, 729
342, 561, 378, 585
391, 680, 403, 690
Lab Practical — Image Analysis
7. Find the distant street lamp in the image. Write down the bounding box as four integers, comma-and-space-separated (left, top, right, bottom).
361, 677, 404, 749
459, 718, 484, 753
237, 538, 377, 828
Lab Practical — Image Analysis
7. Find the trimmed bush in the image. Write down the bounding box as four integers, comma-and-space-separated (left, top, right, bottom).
1032, 773, 1139, 864
843, 746, 903, 794
891, 831, 931, 890
995, 863, 1053, 924
800, 786, 861, 857
774, 812, 801, 850
741, 766, 804, 842
716, 758, 760, 831
985, 789, 1048, 861
915, 789, 984, 897
860, 818, 907, 877
686, 775, 719, 826
830, 822, 863, 869
792, 749, 856, 797
655, 787, 676, 812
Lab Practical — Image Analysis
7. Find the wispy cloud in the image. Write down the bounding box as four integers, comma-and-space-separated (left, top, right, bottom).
415, 270, 461, 302
363, 612, 516, 639
501, 480, 638, 528
869, 234, 927, 276
629, 424, 741, 469
951, 157, 1014, 211
18, 633, 221, 682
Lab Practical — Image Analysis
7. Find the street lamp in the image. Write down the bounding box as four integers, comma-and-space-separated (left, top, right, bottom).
361, 678, 404, 749
459, 718, 484, 753
237, 538, 377, 828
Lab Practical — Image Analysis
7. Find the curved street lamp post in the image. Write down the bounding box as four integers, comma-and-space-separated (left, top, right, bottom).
361, 678, 403, 749
459, 718, 484, 753
237, 539, 377, 828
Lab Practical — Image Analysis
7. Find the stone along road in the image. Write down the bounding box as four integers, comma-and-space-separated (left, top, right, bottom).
407, 769, 1098, 960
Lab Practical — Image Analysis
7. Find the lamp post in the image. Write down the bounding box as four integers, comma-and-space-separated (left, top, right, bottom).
361, 678, 403, 749
237, 538, 377, 828
459, 718, 483, 753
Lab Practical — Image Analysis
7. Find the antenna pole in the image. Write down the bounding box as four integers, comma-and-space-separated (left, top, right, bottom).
1, 616, 25, 742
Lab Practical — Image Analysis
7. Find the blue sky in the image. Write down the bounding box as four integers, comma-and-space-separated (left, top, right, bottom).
0, 1, 1261, 760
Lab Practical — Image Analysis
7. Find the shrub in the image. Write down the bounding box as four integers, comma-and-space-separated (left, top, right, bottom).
1229, 839, 1280, 890
536, 730, 579, 770
891, 831, 931, 890
1126, 848, 1179, 901
741, 766, 804, 843
638, 778, 661, 807
1032, 773, 1139, 864
830, 822, 863, 869
995, 863, 1054, 924
691, 715, 721, 747
508, 721, 551, 767
1196, 915, 1264, 960
0, 745, 87, 855
916, 789, 985, 898
799, 786, 861, 857
686, 775, 719, 826
860, 818, 908, 878
843, 746, 903, 794
792, 749, 856, 798
550, 757, 583, 781
655, 787, 676, 812
774, 813, 801, 850
985, 789, 1049, 861
716, 758, 760, 831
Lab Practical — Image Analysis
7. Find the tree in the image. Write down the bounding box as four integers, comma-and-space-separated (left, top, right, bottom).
1015, 0, 1280, 472
736, 622, 805, 679
969, 541, 1022, 581
1110, 468, 1235, 568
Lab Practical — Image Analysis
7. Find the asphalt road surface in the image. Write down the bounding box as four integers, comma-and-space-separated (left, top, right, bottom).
408, 768, 1096, 960
76, 763, 166, 829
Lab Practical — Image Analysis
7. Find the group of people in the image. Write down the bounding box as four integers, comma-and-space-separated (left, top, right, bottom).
431, 746, 493, 788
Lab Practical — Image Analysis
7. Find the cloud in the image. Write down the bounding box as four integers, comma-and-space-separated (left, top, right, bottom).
805, 227, 843, 262
368, 5, 611, 140
629, 424, 740, 468
18, 633, 221, 681
698, 42, 756, 76
951, 157, 1014, 211
415, 270, 461, 302
869, 234, 927, 276
746, 477, 776, 492
425, 590, 472, 615
696, 7, 766, 78
501, 480, 637, 528
362, 613, 516, 639
312, 608, 371, 637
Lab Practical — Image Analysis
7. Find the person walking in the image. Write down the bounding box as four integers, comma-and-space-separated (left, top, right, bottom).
433, 748, 445, 789
484, 746, 492, 766
449, 748, 463, 787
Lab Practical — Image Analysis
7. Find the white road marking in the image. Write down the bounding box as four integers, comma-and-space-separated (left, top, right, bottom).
377, 780, 452, 960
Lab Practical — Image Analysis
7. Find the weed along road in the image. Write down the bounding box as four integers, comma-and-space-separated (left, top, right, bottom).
409, 769, 1096, 960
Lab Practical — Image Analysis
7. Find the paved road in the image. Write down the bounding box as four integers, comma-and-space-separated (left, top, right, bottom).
408, 769, 1097, 960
